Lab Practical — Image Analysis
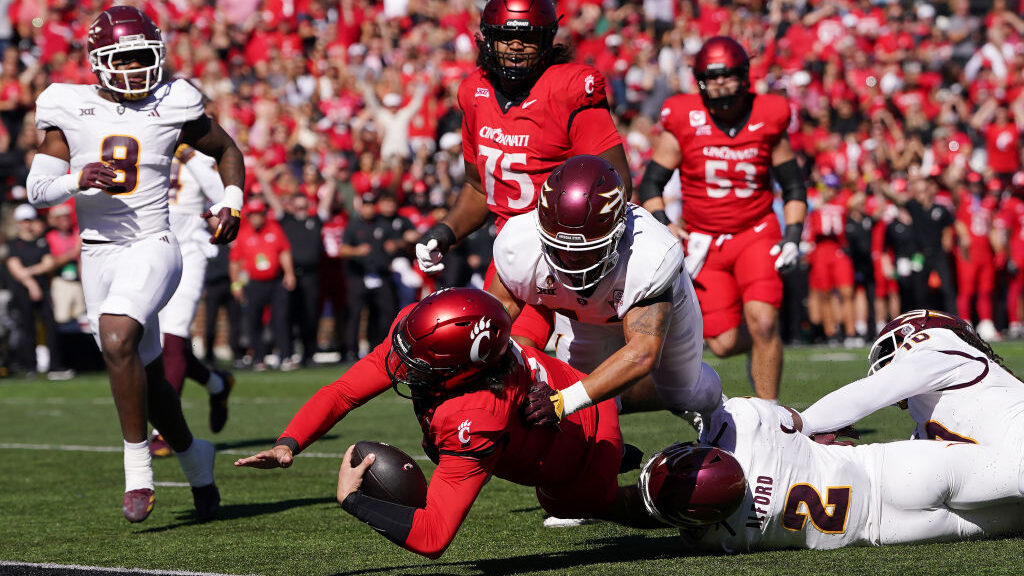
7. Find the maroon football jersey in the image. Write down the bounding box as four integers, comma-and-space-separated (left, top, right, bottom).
459, 63, 622, 230
659, 93, 789, 235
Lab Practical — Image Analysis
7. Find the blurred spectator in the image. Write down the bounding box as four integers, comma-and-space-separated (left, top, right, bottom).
202, 245, 244, 365
230, 199, 297, 371
806, 174, 857, 346
376, 191, 418, 308
340, 192, 397, 357
953, 173, 1000, 339
906, 174, 957, 315
5, 203, 70, 379
274, 191, 324, 367
44, 202, 83, 329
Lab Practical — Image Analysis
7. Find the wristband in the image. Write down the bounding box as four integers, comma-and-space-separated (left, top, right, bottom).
63, 173, 82, 194
652, 209, 671, 226
274, 436, 300, 455
782, 223, 803, 245
230, 281, 243, 290
222, 185, 244, 211
559, 380, 593, 417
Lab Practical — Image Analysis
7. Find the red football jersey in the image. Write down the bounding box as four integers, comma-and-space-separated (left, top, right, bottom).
659, 93, 790, 235
956, 193, 998, 259
985, 122, 1021, 174
459, 63, 622, 230
808, 195, 849, 246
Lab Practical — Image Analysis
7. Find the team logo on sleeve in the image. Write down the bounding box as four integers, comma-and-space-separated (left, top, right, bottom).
458, 420, 472, 444
584, 75, 595, 95
689, 110, 706, 127
537, 275, 557, 296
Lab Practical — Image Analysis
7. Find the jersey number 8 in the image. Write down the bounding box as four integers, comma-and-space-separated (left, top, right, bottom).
100, 135, 141, 195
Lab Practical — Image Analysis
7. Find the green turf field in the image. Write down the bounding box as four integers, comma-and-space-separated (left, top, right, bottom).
2, 344, 1023, 576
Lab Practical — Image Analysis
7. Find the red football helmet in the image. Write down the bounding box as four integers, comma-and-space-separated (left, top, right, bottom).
535, 155, 626, 291
386, 288, 513, 399
88, 6, 165, 101
639, 443, 747, 528
479, 0, 560, 83
693, 36, 750, 113
868, 309, 972, 374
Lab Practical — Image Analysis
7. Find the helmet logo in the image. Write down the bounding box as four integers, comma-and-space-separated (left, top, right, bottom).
458, 420, 472, 444
598, 187, 623, 215
469, 318, 493, 363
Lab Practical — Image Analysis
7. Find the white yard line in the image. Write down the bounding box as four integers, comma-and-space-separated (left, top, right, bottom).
0, 561, 256, 576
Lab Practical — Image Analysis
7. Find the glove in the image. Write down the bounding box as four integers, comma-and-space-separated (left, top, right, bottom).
810, 425, 860, 446
415, 223, 456, 274
202, 184, 244, 244
523, 382, 564, 427
78, 162, 119, 191
202, 206, 241, 244
770, 223, 803, 273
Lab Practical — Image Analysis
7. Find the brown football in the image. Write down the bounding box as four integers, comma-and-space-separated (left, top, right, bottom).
350, 441, 427, 508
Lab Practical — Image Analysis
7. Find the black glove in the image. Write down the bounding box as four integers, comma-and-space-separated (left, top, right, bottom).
522, 382, 563, 428
78, 162, 119, 191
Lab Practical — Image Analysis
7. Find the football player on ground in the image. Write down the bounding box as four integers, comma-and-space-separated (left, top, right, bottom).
26, 6, 244, 523
414, 0, 630, 351
235, 288, 665, 558
488, 155, 722, 429
149, 144, 235, 458
794, 309, 1024, 450
638, 36, 807, 401
641, 397, 1024, 552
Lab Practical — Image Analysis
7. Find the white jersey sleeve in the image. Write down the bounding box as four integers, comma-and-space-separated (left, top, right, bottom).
35, 85, 74, 131
492, 213, 547, 304
617, 206, 684, 311
799, 328, 986, 436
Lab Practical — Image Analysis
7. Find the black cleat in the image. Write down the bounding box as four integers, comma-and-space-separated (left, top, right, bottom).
209, 371, 234, 433
191, 484, 220, 522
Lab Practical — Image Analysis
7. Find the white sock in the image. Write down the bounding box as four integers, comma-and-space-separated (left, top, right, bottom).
204, 371, 224, 395
175, 439, 214, 487
124, 439, 154, 492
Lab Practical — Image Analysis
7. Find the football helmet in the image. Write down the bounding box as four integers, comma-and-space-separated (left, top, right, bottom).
536, 155, 626, 291
88, 6, 165, 101
639, 442, 746, 528
386, 288, 512, 399
479, 0, 559, 84
693, 36, 750, 113
868, 309, 971, 374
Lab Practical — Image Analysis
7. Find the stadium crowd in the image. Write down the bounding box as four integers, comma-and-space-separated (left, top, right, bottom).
1, 0, 1024, 378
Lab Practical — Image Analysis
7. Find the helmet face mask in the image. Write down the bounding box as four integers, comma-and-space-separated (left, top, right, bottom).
386, 288, 513, 399
694, 36, 750, 114
88, 7, 166, 101
479, 0, 559, 85
535, 155, 627, 291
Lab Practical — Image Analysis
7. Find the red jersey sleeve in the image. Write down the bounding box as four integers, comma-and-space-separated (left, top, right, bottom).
562, 65, 621, 155
403, 406, 506, 558
458, 70, 482, 175
277, 304, 417, 451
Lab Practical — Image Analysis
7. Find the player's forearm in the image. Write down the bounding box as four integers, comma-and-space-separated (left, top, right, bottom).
782, 199, 806, 228
580, 342, 660, 406
799, 368, 919, 435
27, 154, 79, 208
441, 182, 490, 241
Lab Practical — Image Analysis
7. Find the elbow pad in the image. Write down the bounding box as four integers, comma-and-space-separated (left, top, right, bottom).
341, 490, 416, 546
27, 154, 79, 208
638, 161, 675, 204
772, 159, 806, 204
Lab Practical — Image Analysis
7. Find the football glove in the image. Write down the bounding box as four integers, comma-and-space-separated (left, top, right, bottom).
770, 223, 803, 273
523, 382, 564, 427
415, 223, 456, 274
78, 162, 119, 191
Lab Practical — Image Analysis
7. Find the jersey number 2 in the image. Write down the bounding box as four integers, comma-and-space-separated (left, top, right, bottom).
781, 483, 851, 534
479, 145, 534, 210
100, 135, 140, 195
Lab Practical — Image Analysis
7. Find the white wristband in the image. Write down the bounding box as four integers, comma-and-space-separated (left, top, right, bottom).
222, 184, 244, 211
560, 380, 593, 417
61, 172, 81, 194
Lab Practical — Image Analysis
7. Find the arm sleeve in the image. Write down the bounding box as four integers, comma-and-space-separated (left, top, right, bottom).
278, 336, 395, 451
566, 68, 621, 155
799, 348, 968, 435
27, 153, 79, 208
184, 153, 225, 205
174, 79, 207, 123
458, 81, 478, 169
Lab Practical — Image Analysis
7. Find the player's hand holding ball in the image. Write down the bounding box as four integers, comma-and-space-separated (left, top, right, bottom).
78, 161, 118, 193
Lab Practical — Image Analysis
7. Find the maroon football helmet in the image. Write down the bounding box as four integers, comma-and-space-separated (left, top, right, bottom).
88, 6, 165, 101
639, 443, 747, 528
536, 155, 626, 291
479, 0, 560, 83
868, 309, 972, 374
693, 36, 750, 113
386, 288, 513, 399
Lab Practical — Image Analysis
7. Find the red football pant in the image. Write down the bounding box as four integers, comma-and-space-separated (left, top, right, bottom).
485, 261, 553, 348
808, 243, 855, 292
691, 213, 783, 338
956, 252, 995, 322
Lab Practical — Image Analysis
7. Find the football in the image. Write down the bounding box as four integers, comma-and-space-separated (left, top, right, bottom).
350, 440, 428, 508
